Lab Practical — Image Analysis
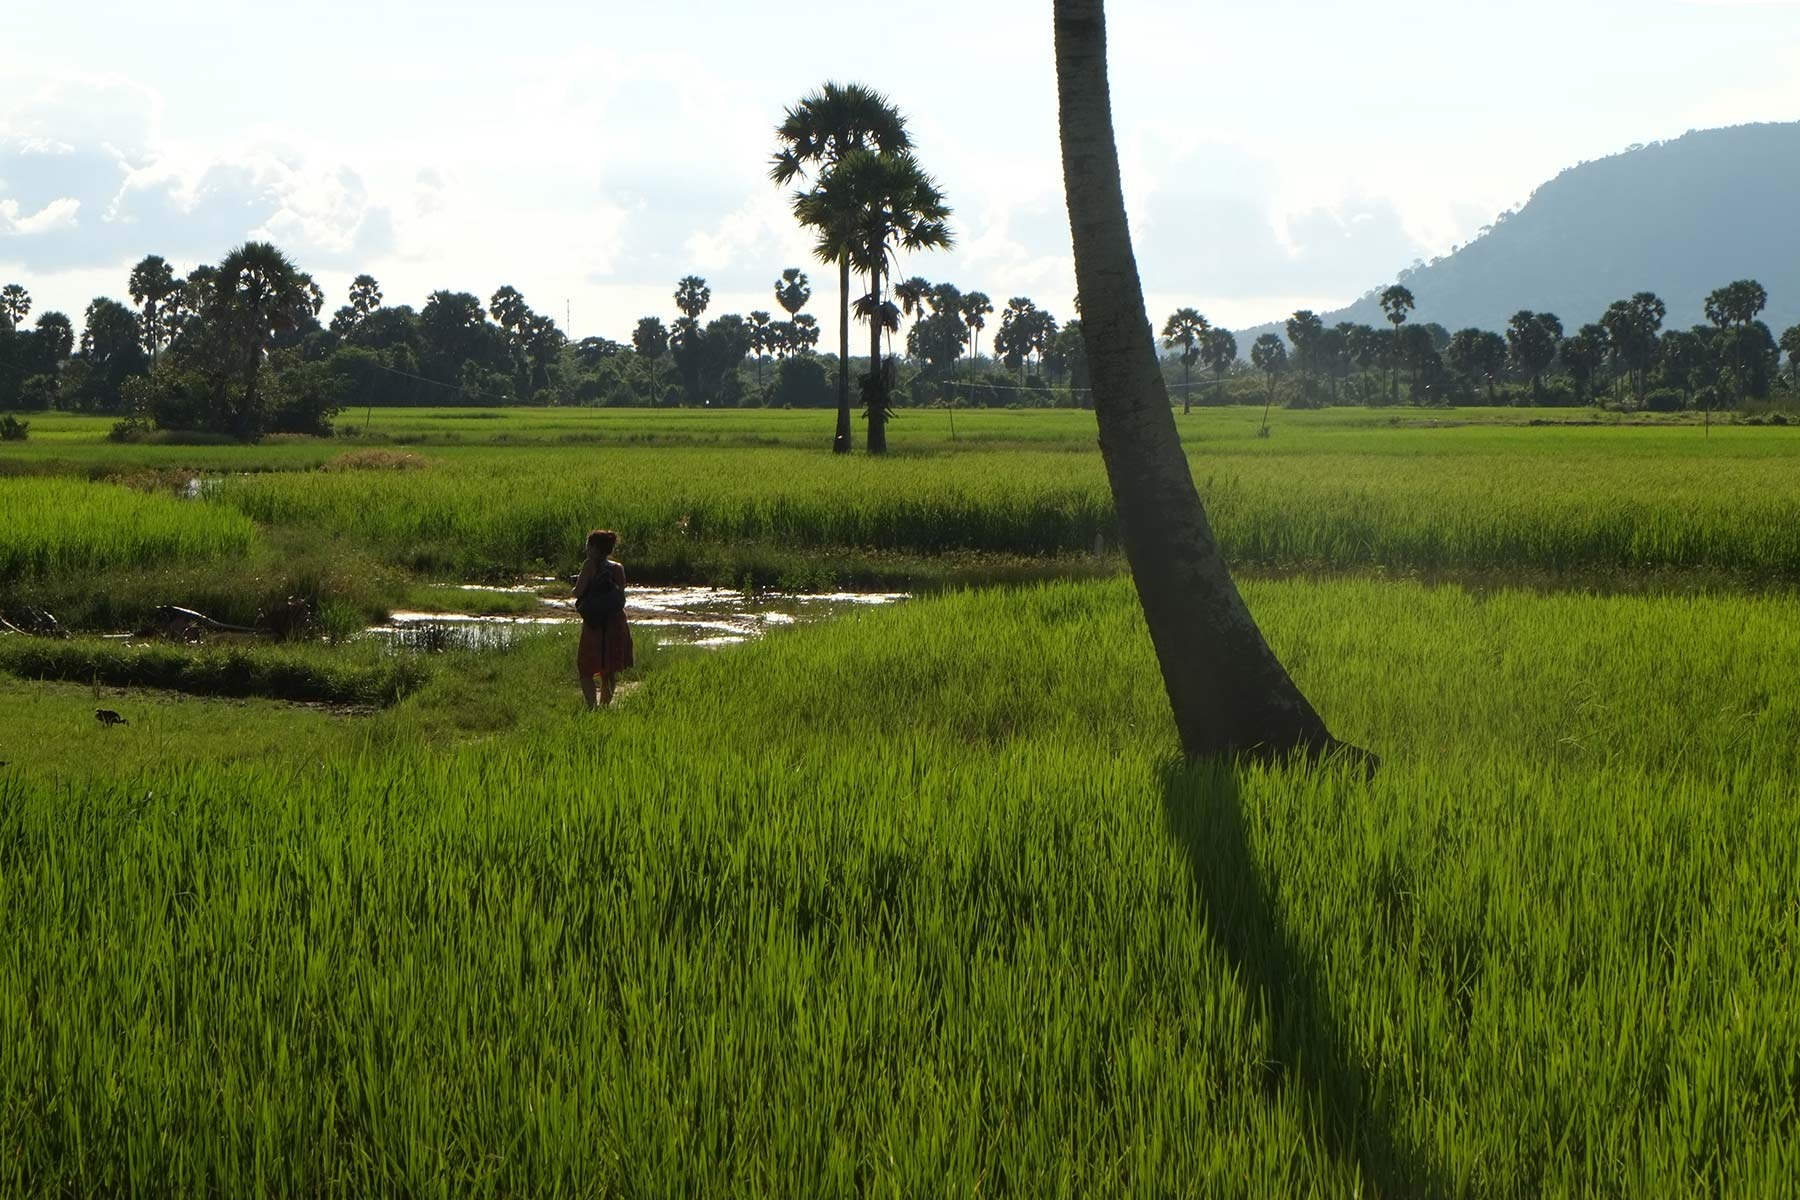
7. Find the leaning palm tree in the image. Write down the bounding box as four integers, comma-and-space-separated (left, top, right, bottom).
215, 241, 319, 440
1054, 0, 1351, 760
1160, 307, 1210, 414
771, 82, 912, 453
795, 148, 952, 454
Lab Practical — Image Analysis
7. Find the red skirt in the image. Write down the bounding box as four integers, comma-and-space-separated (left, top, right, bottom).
577, 612, 634, 677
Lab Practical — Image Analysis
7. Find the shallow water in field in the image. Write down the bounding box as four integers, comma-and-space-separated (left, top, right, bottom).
365, 584, 908, 652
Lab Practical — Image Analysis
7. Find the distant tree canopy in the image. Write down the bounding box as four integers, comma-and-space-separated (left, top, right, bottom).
1155, 272, 1798, 415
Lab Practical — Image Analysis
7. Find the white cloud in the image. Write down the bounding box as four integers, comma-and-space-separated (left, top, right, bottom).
0, 196, 81, 235
683, 192, 808, 275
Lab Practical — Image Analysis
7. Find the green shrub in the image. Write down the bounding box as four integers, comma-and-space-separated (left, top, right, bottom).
772, 356, 833, 408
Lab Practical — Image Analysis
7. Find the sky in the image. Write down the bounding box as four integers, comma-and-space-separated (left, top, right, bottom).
4, 0, 1799, 348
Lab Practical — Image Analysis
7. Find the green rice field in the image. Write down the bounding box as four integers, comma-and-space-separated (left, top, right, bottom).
2, 406, 1797, 1195
8, 407, 1800, 584
0, 476, 257, 580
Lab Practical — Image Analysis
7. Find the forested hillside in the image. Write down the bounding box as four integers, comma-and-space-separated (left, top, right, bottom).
1267, 122, 1800, 338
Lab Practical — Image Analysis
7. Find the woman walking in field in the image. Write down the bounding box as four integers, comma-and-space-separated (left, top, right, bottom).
573, 529, 634, 708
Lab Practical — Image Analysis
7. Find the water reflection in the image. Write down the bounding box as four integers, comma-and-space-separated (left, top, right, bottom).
365, 584, 908, 652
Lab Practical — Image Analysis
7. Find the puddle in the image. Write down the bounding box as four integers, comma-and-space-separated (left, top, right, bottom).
364, 584, 908, 652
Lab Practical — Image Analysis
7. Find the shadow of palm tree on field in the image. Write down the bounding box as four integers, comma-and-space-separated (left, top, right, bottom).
1159, 758, 1449, 1199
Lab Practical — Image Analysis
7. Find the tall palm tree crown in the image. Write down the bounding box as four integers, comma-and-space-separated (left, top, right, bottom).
674, 276, 711, 321
769, 82, 912, 189
217, 241, 317, 350
774, 268, 811, 319
0, 283, 32, 330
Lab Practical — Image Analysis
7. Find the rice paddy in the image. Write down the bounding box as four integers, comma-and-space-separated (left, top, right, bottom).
1, 406, 1797, 1195
11, 409, 1800, 584
0, 476, 257, 580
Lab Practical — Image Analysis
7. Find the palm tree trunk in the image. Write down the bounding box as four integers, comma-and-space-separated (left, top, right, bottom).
835, 258, 853, 453
1054, 0, 1347, 761
867, 264, 888, 454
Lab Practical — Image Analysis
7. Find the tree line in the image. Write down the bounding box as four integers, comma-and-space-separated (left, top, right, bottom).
1181, 279, 1800, 416
0, 252, 1097, 436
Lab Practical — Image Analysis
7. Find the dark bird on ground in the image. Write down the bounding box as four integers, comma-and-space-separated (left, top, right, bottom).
95, 709, 128, 727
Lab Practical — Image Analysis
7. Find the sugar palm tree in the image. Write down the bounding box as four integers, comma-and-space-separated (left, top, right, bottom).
632, 316, 670, 404
749, 310, 773, 387
1160, 307, 1209, 414
771, 82, 912, 453
128, 255, 180, 361
894, 275, 931, 359
774, 268, 811, 322
1250, 333, 1286, 433
1054, 0, 1348, 759
960, 291, 993, 402
216, 241, 320, 439
348, 274, 382, 320
791, 314, 820, 354
1379, 284, 1415, 403
1202, 327, 1237, 406
794, 148, 952, 453
674, 275, 711, 322
0, 283, 31, 330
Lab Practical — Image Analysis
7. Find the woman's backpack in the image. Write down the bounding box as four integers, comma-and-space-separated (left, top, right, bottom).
576, 569, 626, 624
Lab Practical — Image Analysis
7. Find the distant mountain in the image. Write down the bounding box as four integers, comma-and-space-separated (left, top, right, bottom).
1243, 122, 1800, 344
